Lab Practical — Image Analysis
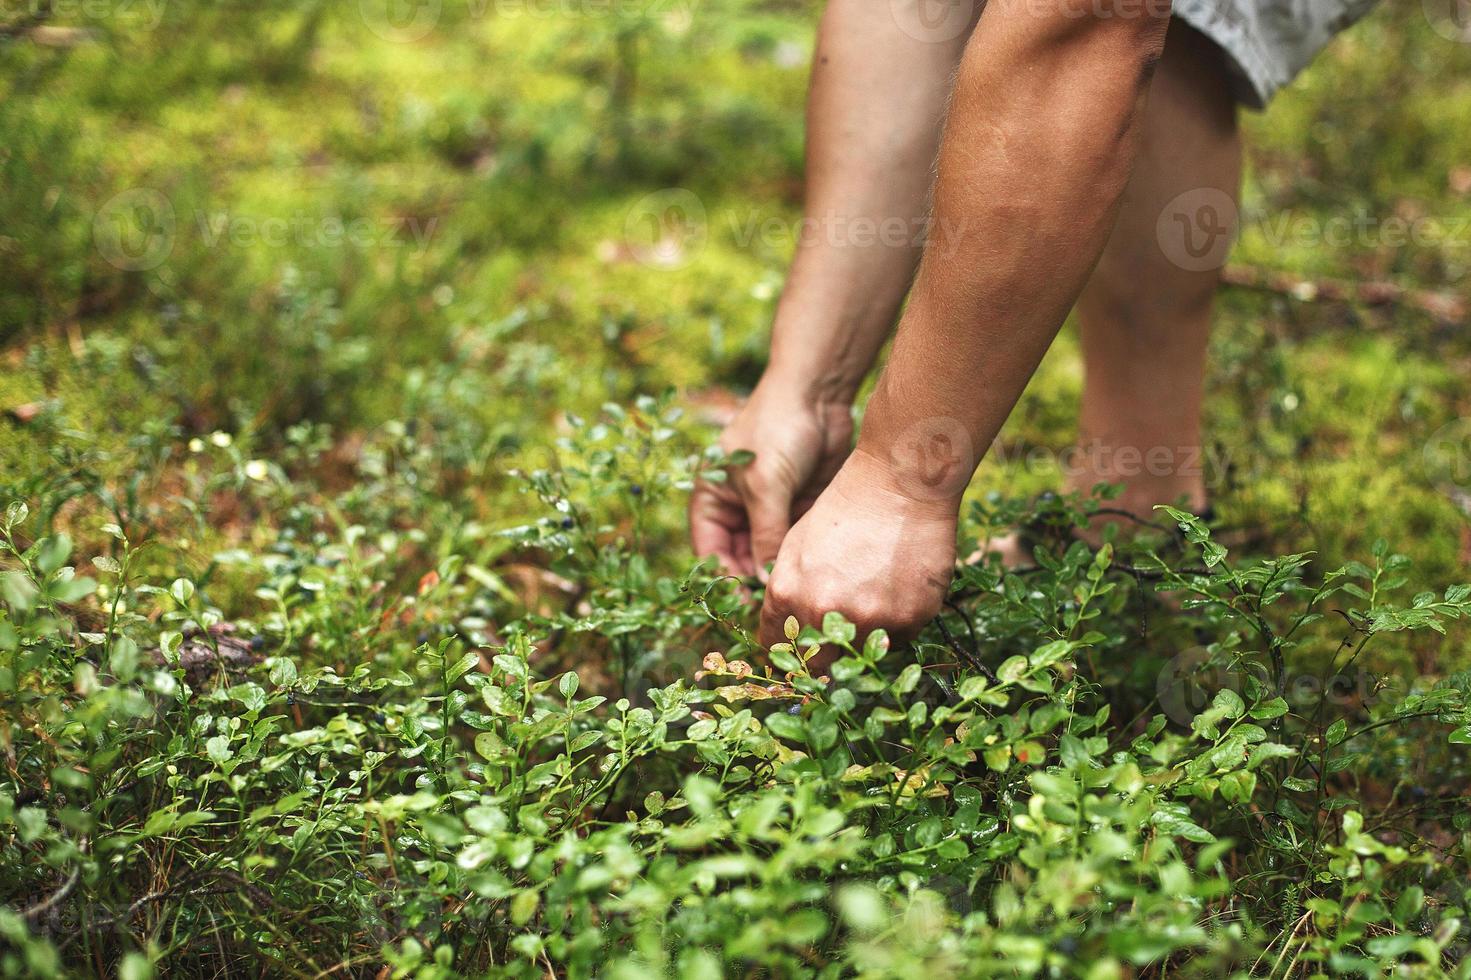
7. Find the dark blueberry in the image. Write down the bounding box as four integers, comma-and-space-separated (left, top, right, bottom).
629, 484, 643, 496
1056, 936, 1079, 955
561, 518, 574, 529
249, 635, 266, 651
787, 704, 801, 715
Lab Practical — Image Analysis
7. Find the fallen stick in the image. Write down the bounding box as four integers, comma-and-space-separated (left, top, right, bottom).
1221, 263, 1467, 324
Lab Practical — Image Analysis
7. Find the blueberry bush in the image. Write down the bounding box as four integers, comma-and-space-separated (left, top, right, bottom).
4, 0, 1471, 976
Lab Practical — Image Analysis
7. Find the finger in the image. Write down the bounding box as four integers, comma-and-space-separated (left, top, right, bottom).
757, 587, 790, 648
732, 530, 753, 576
689, 485, 755, 578
747, 492, 793, 584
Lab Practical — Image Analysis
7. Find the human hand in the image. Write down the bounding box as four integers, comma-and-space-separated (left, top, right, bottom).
688, 380, 854, 580
757, 447, 958, 649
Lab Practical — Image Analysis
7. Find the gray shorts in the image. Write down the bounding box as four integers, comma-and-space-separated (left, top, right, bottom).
1175, 0, 1379, 107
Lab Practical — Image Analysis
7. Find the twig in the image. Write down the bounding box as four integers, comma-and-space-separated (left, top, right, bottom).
1222, 263, 1467, 324
21, 866, 80, 922
934, 612, 995, 683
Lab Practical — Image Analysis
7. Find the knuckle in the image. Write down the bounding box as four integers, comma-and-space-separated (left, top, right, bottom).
846, 601, 882, 627
808, 591, 842, 618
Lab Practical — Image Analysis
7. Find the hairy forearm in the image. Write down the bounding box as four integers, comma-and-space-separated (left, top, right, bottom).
764, 0, 974, 406
856, 0, 1172, 501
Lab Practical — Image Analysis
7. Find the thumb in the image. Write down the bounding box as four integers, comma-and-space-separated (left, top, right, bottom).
746, 491, 793, 583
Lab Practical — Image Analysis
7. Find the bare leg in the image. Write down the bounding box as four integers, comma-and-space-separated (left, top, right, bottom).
1070, 22, 1242, 517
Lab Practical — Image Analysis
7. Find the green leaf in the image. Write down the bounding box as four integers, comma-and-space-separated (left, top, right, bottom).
49, 574, 97, 604
768, 644, 801, 673
510, 890, 540, 926
1213, 688, 1246, 719
474, 731, 510, 761
169, 577, 195, 605
205, 735, 233, 765
4, 501, 29, 529
1219, 769, 1257, 804
686, 718, 718, 741
763, 711, 803, 743
37, 534, 72, 575
568, 730, 602, 751
445, 651, 480, 685
821, 611, 855, 644
1249, 697, 1289, 720
268, 657, 297, 687
997, 655, 1028, 683
0, 570, 38, 613
118, 953, 154, 980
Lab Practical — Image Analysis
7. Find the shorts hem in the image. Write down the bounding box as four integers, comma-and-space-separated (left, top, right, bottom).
1171, 0, 1285, 109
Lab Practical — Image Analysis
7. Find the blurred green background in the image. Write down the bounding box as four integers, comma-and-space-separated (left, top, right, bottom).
3, 0, 1471, 610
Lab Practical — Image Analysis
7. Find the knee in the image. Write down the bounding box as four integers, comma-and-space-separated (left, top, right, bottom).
1083, 252, 1219, 323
